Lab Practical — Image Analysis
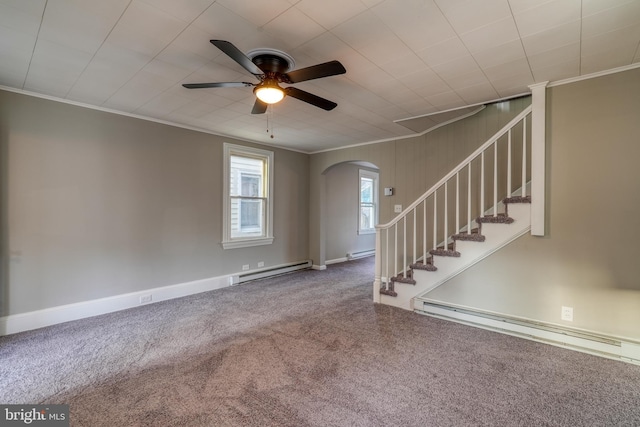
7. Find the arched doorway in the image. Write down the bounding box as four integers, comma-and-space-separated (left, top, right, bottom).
318, 160, 380, 268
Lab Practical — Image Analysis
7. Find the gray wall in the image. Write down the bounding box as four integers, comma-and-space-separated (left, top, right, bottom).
325, 162, 377, 261
309, 97, 531, 266
0, 90, 309, 316
426, 68, 640, 340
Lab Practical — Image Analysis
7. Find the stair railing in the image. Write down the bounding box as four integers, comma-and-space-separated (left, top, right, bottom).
373, 106, 532, 302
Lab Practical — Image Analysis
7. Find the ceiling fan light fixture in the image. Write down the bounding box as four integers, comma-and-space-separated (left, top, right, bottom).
255, 84, 284, 104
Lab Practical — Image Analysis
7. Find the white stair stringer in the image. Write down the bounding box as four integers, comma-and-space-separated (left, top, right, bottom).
379, 203, 531, 310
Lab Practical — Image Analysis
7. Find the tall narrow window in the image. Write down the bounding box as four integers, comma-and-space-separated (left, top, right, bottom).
359, 169, 379, 234
223, 143, 274, 249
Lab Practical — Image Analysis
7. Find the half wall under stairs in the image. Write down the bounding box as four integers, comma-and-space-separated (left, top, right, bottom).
380, 197, 531, 310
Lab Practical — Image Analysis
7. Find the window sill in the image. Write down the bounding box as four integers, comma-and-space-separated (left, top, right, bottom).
222, 237, 274, 250
358, 230, 376, 235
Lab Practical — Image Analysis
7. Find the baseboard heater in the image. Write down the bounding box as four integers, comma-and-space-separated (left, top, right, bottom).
347, 249, 375, 260
238, 260, 312, 284
417, 300, 640, 365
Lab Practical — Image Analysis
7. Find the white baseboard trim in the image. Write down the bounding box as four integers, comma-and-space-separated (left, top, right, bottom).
311, 264, 327, 270
417, 302, 640, 365
0, 260, 311, 336
325, 257, 348, 265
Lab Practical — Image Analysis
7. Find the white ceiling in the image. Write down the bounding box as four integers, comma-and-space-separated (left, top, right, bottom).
1, 0, 639, 153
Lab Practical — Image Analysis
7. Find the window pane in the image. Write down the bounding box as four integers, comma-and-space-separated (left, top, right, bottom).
230, 155, 264, 197
231, 198, 264, 238
241, 174, 260, 197
361, 177, 373, 203
360, 206, 375, 230
241, 199, 261, 228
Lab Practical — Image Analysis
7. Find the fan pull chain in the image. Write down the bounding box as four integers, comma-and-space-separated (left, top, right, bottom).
266, 104, 275, 139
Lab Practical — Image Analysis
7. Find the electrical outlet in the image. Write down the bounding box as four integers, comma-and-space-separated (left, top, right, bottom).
242, 264, 250, 271
139, 294, 152, 304
394, 204, 402, 213
257, 261, 265, 268
561, 306, 573, 321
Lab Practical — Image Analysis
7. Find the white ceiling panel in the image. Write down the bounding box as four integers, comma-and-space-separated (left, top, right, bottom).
296, 0, 367, 30
262, 7, 326, 50
37, 0, 127, 55
582, 0, 636, 16
582, 25, 640, 60
135, 91, 193, 117
456, 81, 500, 104
436, 0, 512, 34
1, 0, 638, 152
513, 0, 581, 38
106, 1, 188, 58
472, 39, 527, 69
0, 1, 44, 36
0, 24, 36, 87
581, 50, 635, 75
582, 1, 640, 38
24, 39, 93, 96
527, 42, 580, 71
372, 0, 457, 51
530, 57, 580, 82
417, 37, 469, 68
216, 0, 293, 28
483, 57, 533, 82
138, 0, 214, 23
521, 20, 581, 56
460, 16, 520, 53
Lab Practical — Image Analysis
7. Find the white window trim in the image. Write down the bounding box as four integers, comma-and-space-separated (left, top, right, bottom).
358, 169, 379, 235
222, 143, 274, 249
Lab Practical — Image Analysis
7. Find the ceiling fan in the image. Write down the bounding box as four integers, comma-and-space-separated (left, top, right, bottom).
182, 40, 346, 114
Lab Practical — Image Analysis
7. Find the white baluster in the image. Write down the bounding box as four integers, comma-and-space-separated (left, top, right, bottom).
480, 152, 485, 217
385, 228, 389, 289
507, 129, 512, 197
423, 199, 427, 264
444, 182, 448, 250
394, 223, 398, 281
522, 116, 527, 197
494, 142, 498, 217
456, 173, 460, 234
433, 193, 437, 250
413, 209, 416, 265
403, 217, 407, 278
467, 163, 471, 234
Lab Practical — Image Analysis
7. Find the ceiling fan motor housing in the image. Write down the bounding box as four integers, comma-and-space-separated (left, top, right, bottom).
252, 54, 292, 83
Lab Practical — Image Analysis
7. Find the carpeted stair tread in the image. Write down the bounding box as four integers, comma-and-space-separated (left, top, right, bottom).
504, 195, 531, 204
429, 248, 461, 257
390, 275, 416, 285
410, 261, 437, 271
476, 213, 514, 224
452, 229, 486, 242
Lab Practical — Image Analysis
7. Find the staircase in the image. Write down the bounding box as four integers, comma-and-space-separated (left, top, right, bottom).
373, 106, 533, 310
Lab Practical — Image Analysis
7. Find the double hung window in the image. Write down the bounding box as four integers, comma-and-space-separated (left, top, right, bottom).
358, 169, 379, 234
223, 143, 274, 249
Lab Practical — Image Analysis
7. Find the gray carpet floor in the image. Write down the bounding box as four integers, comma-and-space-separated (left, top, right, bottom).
1, 257, 639, 426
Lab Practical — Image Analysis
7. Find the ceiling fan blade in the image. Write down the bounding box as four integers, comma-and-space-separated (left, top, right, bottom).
210, 40, 263, 77
182, 82, 254, 89
284, 60, 346, 83
284, 87, 337, 111
251, 99, 268, 114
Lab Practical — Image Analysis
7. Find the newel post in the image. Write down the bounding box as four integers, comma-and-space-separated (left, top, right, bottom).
373, 227, 381, 303
529, 81, 548, 236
